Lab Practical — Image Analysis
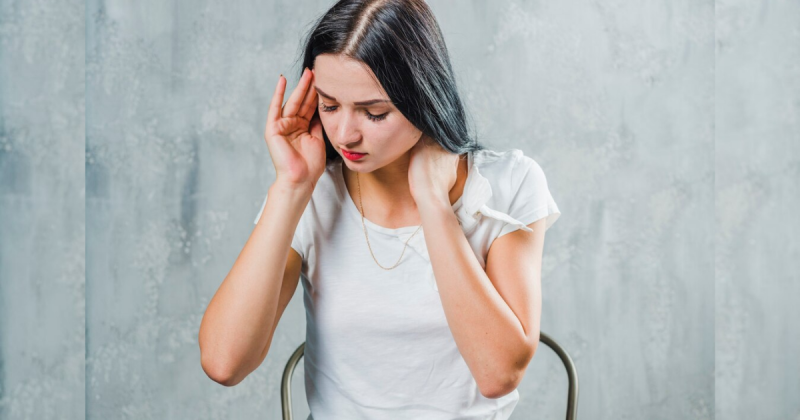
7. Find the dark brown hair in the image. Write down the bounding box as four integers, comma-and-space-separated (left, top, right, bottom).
294, 0, 487, 163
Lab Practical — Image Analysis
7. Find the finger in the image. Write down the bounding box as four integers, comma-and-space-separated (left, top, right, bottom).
283, 67, 312, 118
267, 74, 286, 125
298, 76, 318, 121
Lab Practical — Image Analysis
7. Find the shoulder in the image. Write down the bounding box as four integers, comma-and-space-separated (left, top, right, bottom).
474, 148, 544, 204
474, 147, 541, 176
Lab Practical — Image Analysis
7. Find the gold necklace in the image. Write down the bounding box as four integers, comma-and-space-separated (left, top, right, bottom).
355, 171, 422, 270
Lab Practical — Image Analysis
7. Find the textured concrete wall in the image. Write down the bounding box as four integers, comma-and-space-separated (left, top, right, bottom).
0, 0, 86, 418
715, 1, 800, 419
1, 0, 796, 419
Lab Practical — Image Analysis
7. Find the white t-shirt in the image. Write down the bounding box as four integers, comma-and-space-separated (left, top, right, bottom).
254, 148, 561, 420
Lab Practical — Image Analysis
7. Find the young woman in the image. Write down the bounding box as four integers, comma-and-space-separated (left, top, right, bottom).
200, 1, 561, 418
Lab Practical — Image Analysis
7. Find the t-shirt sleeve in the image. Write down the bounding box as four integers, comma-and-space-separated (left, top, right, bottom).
496, 155, 561, 238
253, 190, 308, 261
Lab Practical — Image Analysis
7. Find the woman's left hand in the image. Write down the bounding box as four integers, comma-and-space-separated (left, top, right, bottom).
408, 133, 460, 206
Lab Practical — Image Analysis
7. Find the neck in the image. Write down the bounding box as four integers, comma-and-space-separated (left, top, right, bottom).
344, 152, 416, 209
342, 151, 469, 212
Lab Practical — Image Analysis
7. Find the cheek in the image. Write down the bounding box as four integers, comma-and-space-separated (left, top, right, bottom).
364, 123, 411, 147
317, 114, 337, 136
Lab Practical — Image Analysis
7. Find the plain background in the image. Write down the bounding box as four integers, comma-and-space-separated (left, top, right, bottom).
0, 0, 796, 418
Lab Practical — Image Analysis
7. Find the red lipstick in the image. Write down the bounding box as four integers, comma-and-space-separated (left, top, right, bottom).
342, 149, 367, 161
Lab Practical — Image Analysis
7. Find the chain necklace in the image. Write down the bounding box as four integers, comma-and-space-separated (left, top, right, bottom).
355, 171, 422, 270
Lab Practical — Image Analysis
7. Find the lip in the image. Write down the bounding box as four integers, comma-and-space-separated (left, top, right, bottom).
342, 149, 367, 161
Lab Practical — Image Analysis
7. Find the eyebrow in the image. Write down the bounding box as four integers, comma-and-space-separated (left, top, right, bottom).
315, 87, 391, 106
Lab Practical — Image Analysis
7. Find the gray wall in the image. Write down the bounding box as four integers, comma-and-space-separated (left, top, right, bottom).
715, 1, 800, 419
0, 0, 86, 418
0, 0, 795, 418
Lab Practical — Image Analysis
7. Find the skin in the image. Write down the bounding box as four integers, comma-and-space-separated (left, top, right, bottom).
311, 53, 468, 227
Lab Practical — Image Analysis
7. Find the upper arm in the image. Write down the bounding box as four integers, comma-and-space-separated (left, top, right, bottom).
253, 247, 303, 366
276, 247, 303, 330
484, 217, 547, 366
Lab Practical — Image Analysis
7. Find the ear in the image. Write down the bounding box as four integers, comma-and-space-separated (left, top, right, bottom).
412, 132, 424, 148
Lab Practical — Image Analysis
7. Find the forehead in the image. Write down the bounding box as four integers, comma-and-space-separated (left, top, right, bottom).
313, 54, 389, 101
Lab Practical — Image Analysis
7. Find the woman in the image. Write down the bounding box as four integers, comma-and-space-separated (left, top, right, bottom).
199, 1, 561, 418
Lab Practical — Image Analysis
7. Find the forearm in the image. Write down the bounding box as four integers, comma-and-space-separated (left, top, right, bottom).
417, 196, 529, 397
199, 181, 312, 384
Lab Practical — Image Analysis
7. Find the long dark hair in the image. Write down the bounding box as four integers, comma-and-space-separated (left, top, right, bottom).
293, 0, 487, 164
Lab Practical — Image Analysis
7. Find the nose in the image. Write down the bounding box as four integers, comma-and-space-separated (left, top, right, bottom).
335, 109, 361, 148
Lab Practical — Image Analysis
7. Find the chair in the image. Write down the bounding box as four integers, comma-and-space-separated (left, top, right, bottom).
280, 332, 579, 420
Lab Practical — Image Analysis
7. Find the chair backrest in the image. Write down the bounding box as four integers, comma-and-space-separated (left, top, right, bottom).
280, 331, 579, 420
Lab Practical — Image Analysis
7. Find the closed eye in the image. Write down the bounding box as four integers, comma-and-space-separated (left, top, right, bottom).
319, 103, 388, 122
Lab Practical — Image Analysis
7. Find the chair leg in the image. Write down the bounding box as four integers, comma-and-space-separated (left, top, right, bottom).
539, 332, 580, 420
281, 342, 306, 420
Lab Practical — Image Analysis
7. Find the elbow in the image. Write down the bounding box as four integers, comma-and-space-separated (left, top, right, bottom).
479, 377, 519, 400
201, 357, 234, 386
478, 366, 523, 399
480, 344, 537, 400
480, 365, 528, 399
199, 322, 248, 387
201, 351, 242, 387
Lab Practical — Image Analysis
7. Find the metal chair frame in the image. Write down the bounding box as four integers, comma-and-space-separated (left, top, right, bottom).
280, 331, 578, 419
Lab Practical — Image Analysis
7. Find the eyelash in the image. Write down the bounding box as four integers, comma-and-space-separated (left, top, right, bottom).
319, 103, 388, 122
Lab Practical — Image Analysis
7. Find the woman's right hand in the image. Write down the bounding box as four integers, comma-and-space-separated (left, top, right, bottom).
264, 67, 326, 189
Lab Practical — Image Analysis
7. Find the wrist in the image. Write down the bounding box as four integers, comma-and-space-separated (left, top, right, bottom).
270, 180, 315, 198
415, 190, 451, 212
268, 181, 315, 211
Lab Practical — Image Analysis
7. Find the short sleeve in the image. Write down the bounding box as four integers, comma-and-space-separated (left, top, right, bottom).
496, 156, 561, 238
253, 190, 308, 261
